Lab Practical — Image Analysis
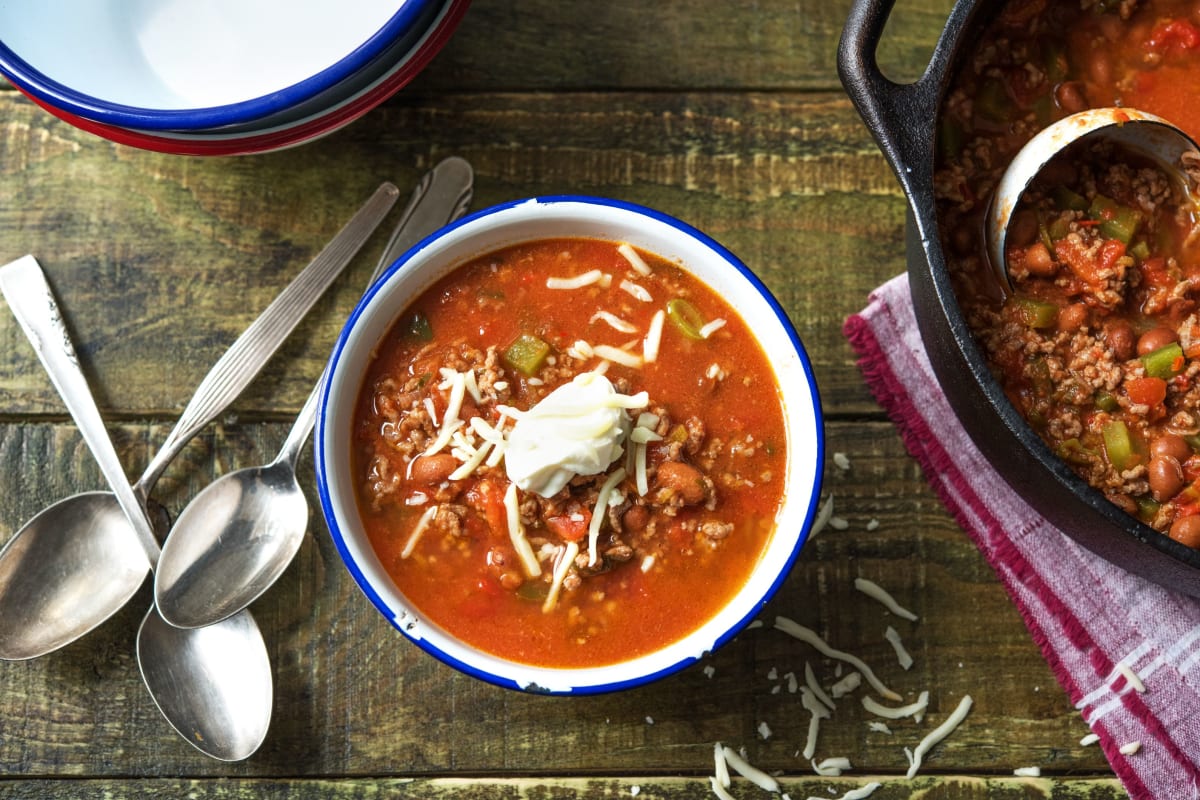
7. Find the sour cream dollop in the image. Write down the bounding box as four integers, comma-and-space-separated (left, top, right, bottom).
502, 372, 648, 497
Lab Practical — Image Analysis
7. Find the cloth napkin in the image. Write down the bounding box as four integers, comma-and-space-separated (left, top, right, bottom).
845, 274, 1200, 800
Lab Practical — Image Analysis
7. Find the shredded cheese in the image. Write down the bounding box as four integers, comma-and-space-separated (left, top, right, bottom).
591, 310, 638, 333
713, 742, 730, 789
619, 279, 653, 302
775, 616, 902, 701
503, 483, 541, 578
593, 344, 644, 368
868, 721, 892, 735
643, 309, 665, 363
720, 746, 779, 793
862, 690, 928, 720
804, 662, 835, 711
811, 756, 851, 777
1080, 733, 1100, 746
854, 577, 919, 621
1117, 662, 1146, 693
830, 671, 861, 698
542, 541, 579, 613
618, 242, 652, 276
811, 494, 834, 537
800, 687, 830, 759
709, 776, 737, 800
587, 468, 627, 566
400, 505, 439, 558
905, 694, 973, 779
1119, 741, 1142, 755
884, 625, 914, 670
547, 269, 605, 289
698, 318, 727, 339
1013, 766, 1041, 777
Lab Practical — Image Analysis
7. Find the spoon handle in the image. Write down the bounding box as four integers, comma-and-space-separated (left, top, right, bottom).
135, 182, 400, 498
275, 157, 476, 469
0, 256, 161, 562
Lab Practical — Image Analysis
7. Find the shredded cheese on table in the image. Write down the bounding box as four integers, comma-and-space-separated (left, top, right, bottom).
862, 690, 928, 720
905, 694, 973, 779
884, 625, 914, 670
720, 746, 779, 793
774, 616, 902, 701
853, 577, 919, 621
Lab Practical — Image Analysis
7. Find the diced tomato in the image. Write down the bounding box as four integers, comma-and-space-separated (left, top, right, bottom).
1146, 18, 1200, 55
1183, 455, 1200, 484
1055, 237, 1125, 287
466, 479, 508, 537
546, 511, 591, 542
1127, 376, 1167, 406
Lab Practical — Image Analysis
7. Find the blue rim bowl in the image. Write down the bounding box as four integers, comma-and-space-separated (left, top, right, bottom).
314, 196, 825, 694
0, 0, 439, 131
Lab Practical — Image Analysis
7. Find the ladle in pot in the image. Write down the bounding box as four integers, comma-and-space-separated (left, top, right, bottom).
986, 107, 1200, 293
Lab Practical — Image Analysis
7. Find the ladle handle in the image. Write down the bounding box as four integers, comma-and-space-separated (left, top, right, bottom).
275, 156, 476, 470
135, 182, 401, 497
0, 256, 161, 562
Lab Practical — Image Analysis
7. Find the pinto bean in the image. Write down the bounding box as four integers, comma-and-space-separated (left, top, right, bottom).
1105, 320, 1136, 362
1024, 241, 1056, 276
410, 453, 458, 485
1151, 433, 1192, 463
1057, 303, 1088, 332
1055, 81, 1089, 114
623, 504, 650, 532
1148, 455, 1185, 502
1137, 326, 1179, 356
656, 461, 707, 505
1009, 209, 1039, 248
1170, 515, 1200, 549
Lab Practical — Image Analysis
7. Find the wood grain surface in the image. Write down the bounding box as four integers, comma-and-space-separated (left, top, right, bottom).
0, 0, 1128, 797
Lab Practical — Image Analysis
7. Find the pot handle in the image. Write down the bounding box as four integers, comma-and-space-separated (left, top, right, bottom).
838, 0, 973, 200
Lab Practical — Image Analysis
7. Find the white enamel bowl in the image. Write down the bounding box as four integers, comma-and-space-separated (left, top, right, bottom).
13, 0, 469, 157
314, 196, 825, 694
0, 0, 440, 131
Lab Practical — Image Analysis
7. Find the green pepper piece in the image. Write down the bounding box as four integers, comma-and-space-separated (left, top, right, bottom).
975, 77, 1012, 123
1055, 437, 1093, 465
666, 298, 706, 340
1094, 391, 1119, 412
1010, 297, 1059, 329
1047, 216, 1071, 241
401, 311, 433, 342
1141, 342, 1184, 379
1129, 240, 1151, 262
1135, 495, 1161, 521
1088, 194, 1143, 244
1103, 419, 1135, 471
1053, 185, 1089, 212
503, 333, 550, 377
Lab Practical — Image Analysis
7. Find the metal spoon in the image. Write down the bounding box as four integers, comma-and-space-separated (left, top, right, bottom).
0, 182, 400, 660
0, 255, 271, 761
155, 157, 474, 628
986, 107, 1200, 292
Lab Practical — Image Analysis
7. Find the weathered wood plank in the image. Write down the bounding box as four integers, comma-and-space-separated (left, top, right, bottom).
0, 420, 1101, 778
0, 91, 902, 422
0, 776, 1132, 799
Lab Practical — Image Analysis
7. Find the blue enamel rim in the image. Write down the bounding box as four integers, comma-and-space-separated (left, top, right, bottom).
314, 195, 826, 695
0, 0, 438, 131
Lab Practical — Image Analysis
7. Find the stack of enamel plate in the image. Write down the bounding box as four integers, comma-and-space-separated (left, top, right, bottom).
0, 0, 468, 156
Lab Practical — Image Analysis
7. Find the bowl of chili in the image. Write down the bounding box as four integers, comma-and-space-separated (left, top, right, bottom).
840, 0, 1200, 595
314, 196, 824, 693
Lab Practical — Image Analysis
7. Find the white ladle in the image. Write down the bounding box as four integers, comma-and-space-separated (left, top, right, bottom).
986, 107, 1200, 292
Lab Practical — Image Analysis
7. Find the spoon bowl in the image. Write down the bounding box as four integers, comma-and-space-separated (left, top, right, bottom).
155, 460, 309, 628
0, 492, 147, 659
986, 107, 1200, 292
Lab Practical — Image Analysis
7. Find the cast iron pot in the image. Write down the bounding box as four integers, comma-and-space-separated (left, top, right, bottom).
837, 0, 1200, 597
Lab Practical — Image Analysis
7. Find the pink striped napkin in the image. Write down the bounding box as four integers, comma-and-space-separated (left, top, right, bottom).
845, 273, 1200, 800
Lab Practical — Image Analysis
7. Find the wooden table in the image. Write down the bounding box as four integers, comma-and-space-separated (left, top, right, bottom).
0, 1, 1127, 797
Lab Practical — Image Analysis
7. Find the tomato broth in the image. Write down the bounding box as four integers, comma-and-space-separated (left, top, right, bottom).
351, 238, 786, 668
